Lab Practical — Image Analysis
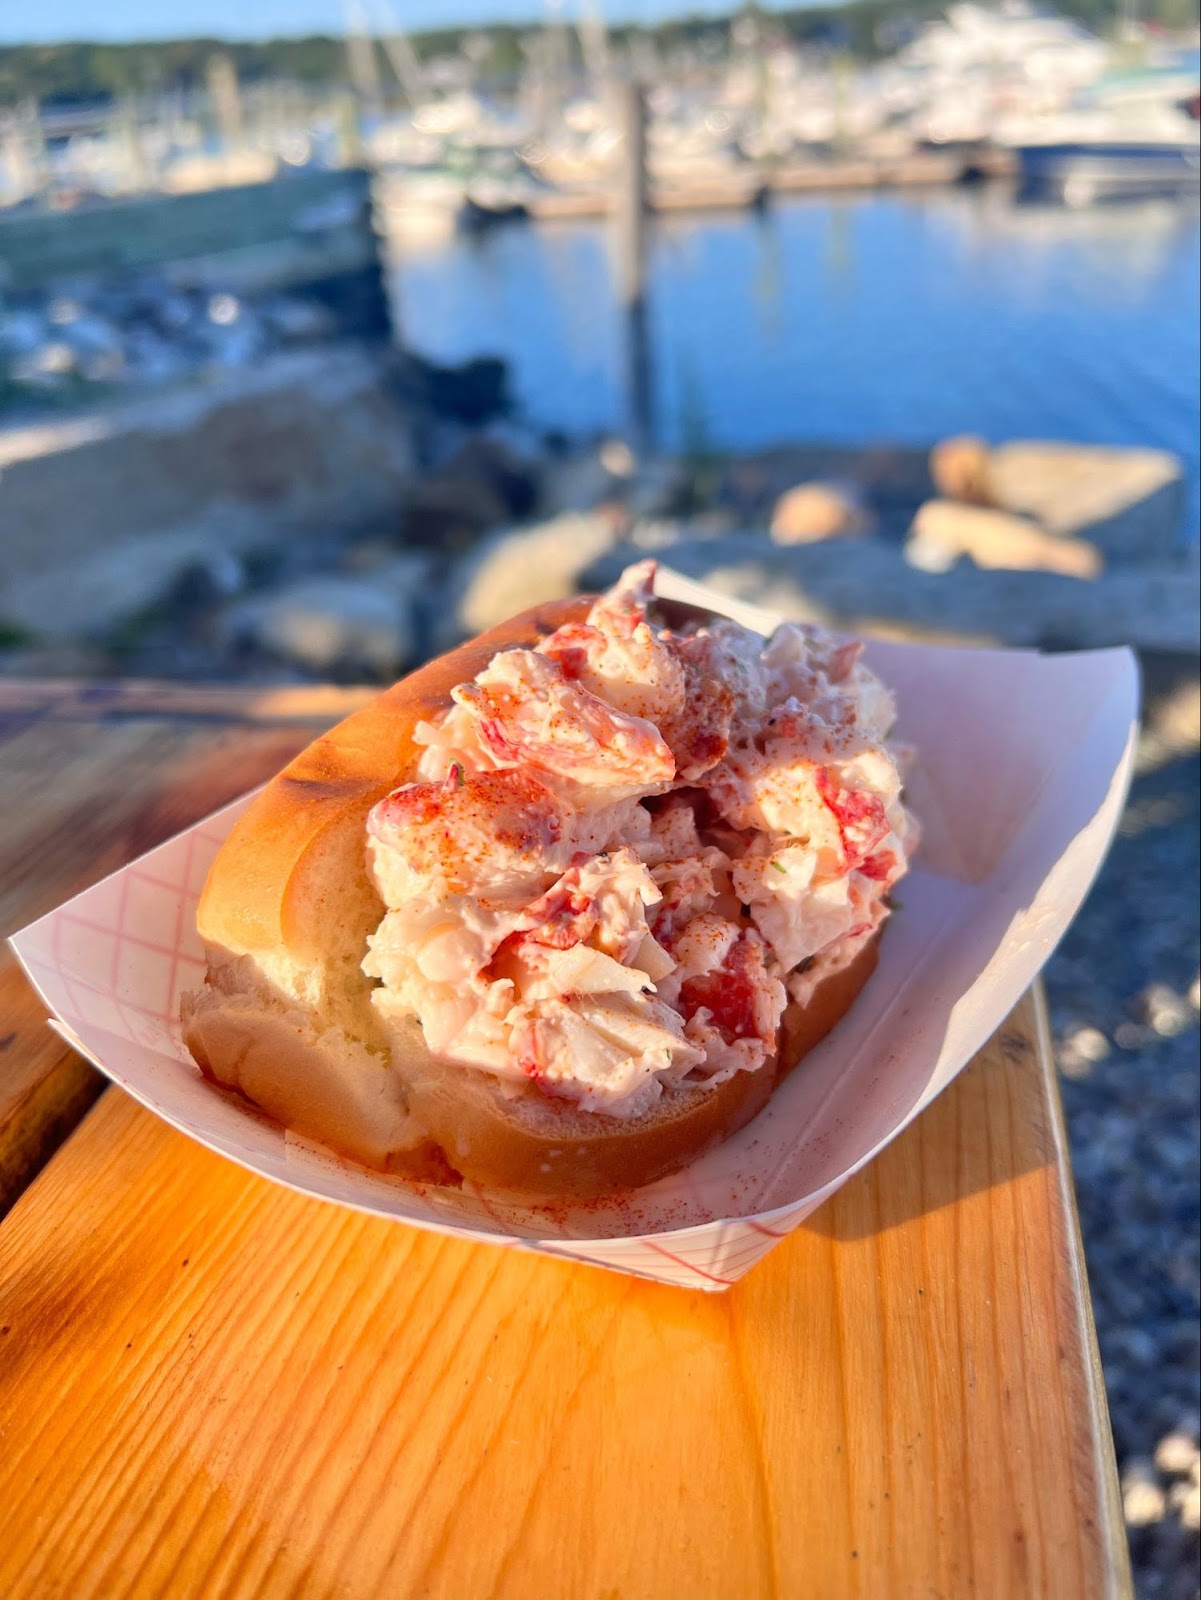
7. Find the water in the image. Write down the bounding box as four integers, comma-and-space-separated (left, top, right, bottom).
393, 187, 1200, 537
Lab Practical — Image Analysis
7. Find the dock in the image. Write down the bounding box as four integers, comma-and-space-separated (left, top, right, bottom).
486, 148, 1018, 224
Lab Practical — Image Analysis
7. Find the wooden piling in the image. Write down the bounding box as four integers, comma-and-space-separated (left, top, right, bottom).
614, 79, 652, 456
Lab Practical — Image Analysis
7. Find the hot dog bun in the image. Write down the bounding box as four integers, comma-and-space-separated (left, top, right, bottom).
182, 596, 879, 1197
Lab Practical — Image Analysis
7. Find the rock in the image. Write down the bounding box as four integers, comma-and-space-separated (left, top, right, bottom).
59, 311, 123, 361
770, 482, 868, 544
540, 440, 634, 516
930, 435, 994, 505
1157, 1432, 1201, 1478
261, 296, 337, 342
1059, 1024, 1110, 1079
167, 549, 246, 611
628, 457, 690, 522
1123, 1461, 1168, 1528
928, 438, 1188, 563
541, 444, 688, 525
0, 308, 48, 356
1175, 1483, 1201, 1532
11, 340, 76, 385
402, 434, 539, 545
599, 439, 636, 476
448, 511, 621, 648
1136, 676, 1201, 774
987, 442, 1187, 563
1137, 983, 1196, 1039
222, 575, 415, 678
392, 351, 512, 427
718, 444, 935, 520
0, 345, 420, 640
481, 416, 555, 474
628, 510, 737, 552
907, 500, 1103, 579
585, 532, 1200, 654
0, 641, 110, 679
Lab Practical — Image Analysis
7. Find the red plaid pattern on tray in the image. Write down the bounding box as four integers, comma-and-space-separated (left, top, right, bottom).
8, 589, 1139, 1289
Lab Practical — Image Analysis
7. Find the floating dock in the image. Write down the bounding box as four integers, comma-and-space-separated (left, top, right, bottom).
521, 149, 1017, 222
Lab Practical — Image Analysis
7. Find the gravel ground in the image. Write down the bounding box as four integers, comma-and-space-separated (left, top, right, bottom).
1045, 659, 1200, 1600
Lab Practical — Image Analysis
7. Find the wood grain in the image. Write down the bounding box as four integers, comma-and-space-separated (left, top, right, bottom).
0, 680, 373, 1211
0, 676, 1129, 1596
0, 990, 1129, 1599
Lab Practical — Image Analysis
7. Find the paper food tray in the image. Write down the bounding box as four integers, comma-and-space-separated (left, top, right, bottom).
9, 570, 1138, 1289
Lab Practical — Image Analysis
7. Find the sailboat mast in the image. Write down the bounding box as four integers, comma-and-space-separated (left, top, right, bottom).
577, 0, 611, 101
372, 0, 427, 108
345, 0, 384, 120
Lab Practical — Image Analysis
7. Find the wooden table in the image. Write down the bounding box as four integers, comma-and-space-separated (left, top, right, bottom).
0, 681, 1131, 1599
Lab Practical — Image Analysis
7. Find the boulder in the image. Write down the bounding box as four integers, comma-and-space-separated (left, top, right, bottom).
222, 573, 416, 678
770, 482, 868, 545
986, 442, 1186, 562
930, 435, 994, 505
542, 444, 689, 525
584, 533, 1199, 654
540, 439, 634, 516
0, 344, 419, 641
907, 500, 1103, 579
391, 351, 512, 426
719, 445, 934, 520
401, 434, 539, 546
446, 511, 622, 649
627, 457, 691, 522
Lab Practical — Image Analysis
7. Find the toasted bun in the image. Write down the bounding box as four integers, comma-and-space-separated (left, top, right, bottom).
182, 596, 880, 1198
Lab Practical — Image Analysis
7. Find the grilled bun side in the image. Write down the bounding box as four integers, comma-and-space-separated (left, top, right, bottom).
183, 595, 882, 1197
183, 596, 591, 1172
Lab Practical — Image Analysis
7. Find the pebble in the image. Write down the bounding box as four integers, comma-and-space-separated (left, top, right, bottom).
1156, 1432, 1200, 1477
1114, 1020, 1149, 1050
1139, 983, 1195, 1038
1174, 1483, 1200, 1532
1046, 663, 1198, 1597
2, 276, 343, 411
1124, 1469, 1167, 1529
1059, 1023, 1110, 1077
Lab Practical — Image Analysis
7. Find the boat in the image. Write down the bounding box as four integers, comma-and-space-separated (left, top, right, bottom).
1001, 68, 1200, 203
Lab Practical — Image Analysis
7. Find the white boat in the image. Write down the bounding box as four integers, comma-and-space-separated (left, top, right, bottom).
999, 71, 1201, 203
376, 166, 467, 248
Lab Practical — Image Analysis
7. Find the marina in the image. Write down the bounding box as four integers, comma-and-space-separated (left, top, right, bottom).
392, 186, 1201, 530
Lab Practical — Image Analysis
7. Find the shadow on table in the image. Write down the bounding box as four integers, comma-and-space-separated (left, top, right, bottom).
798, 992, 1062, 1242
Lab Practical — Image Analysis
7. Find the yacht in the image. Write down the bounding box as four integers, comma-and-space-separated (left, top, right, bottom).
999, 69, 1201, 203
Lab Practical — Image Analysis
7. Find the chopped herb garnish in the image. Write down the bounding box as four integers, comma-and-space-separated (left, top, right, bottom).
771, 859, 789, 875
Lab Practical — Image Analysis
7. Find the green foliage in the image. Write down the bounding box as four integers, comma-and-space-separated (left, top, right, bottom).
0, 37, 351, 106
1, 0, 1196, 107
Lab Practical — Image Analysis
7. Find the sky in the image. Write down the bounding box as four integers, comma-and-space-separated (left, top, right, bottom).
0, 0, 762, 46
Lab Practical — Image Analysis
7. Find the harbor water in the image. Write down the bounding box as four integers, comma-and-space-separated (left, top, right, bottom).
393, 186, 1201, 537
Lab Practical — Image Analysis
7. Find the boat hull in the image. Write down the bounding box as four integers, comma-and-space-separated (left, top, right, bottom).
1015, 140, 1201, 204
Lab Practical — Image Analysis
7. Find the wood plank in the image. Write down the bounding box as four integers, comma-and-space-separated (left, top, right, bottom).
0, 680, 373, 1211
0, 989, 1129, 1599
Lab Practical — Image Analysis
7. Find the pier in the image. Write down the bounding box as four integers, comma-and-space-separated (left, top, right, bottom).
519, 148, 1017, 222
